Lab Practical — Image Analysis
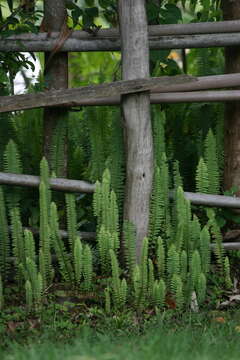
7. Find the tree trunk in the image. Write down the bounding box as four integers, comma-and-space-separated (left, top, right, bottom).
222, 0, 240, 192
118, 0, 154, 261
43, 0, 68, 177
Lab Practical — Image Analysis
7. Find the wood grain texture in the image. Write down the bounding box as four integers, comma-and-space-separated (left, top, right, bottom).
119, 0, 153, 261
43, 0, 68, 176
0, 76, 196, 113
222, 0, 240, 194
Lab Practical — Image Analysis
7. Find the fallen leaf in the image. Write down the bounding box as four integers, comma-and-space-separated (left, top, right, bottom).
213, 317, 225, 324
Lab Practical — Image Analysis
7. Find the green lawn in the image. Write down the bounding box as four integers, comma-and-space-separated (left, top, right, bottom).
3, 313, 240, 360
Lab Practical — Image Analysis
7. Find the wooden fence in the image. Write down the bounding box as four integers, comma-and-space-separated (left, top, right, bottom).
1, 1, 240, 252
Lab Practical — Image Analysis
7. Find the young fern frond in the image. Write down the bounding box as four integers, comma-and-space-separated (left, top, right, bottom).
197, 272, 206, 305
152, 107, 166, 166
0, 275, 3, 310
190, 215, 201, 251
83, 245, 93, 292
40, 157, 51, 215
139, 237, 149, 308
24, 230, 35, 261
167, 244, 180, 281
120, 278, 128, 307
196, 157, 209, 194
224, 256, 232, 289
50, 202, 74, 284
207, 209, 224, 272
65, 193, 78, 255
180, 250, 188, 283
74, 236, 83, 287
109, 249, 121, 309
200, 226, 211, 275
50, 115, 67, 177
93, 180, 102, 218
104, 287, 111, 314
204, 129, 220, 194
25, 280, 33, 311
0, 187, 10, 279
123, 221, 136, 278
153, 279, 166, 309
148, 259, 154, 301
39, 181, 52, 286
133, 264, 141, 305
190, 250, 202, 290
4, 140, 22, 209
10, 207, 25, 281
156, 236, 165, 279
109, 190, 119, 237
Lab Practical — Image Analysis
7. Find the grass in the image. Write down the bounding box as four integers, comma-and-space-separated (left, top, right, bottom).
3, 311, 240, 360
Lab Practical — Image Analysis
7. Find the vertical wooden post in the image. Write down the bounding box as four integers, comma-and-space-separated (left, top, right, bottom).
118, 0, 153, 261
222, 0, 240, 193
43, 0, 68, 177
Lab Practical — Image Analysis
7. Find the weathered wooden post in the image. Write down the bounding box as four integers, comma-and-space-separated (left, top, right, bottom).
118, 0, 153, 261
222, 0, 240, 193
43, 0, 68, 177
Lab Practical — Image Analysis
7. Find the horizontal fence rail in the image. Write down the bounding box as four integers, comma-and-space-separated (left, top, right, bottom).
2, 171, 240, 209
3, 74, 240, 112
2, 20, 240, 52
60, 90, 240, 106
1, 33, 240, 52
0, 75, 197, 113
0, 172, 95, 193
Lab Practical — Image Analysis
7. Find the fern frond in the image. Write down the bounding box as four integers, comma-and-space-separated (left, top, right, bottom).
74, 236, 83, 287
123, 221, 136, 278
104, 287, 111, 314
0, 275, 3, 310
65, 193, 78, 255
196, 157, 209, 194
50, 202, 74, 283
25, 279, 33, 311
0, 187, 10, 279
83, 245, 93, 292
148, 259, 155, 301
190, 250, 202, 289
204, 129, 220, 194
200, 226, 211, 274
109, 248, 121, 309
224, 256, 232, 289
156, 236, 165, 279
197, 272, 206, 305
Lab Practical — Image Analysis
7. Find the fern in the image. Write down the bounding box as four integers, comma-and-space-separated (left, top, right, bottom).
123, 221, 136, 278
65, 193, 78, 255
199, 226, 211, 275
83, 245, 93, 292
153, 279, 166, 309
148, 259, 154, 301
167, 244, 180, 281
196, 157, 209, 194
24, 229, 36, 261
180, 250, 188, 283
120, 278, 127, 307
74, 236, 83, 287
0, 187, 10, 279
4, 139, 22, 209
10, 207, 25, 281
50, 113, 68, 177
152, 107, 166, 167
139, 237, 149, 308
156, 236, 165, 279
50, 202, 73, 283
207, 209, 224, 272
104, 287, 111, 314
39, 181, 52, 286
190, 250, 202, 290
25, 280, 33, 312
109, 249, 121, 309
197, 272, 206, 305
171, 274, 184, 311
204, 129, 220, 194
224, 256, 232, 289
0, 275, 3, 310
